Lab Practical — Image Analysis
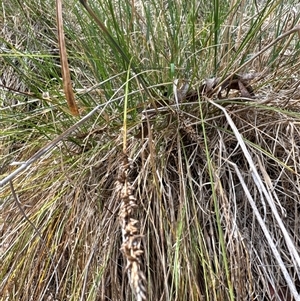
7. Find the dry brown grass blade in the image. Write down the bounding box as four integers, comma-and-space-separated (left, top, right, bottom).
56, 0, 79, 116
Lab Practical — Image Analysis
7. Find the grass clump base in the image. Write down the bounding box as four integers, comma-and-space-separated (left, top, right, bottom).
1, 0, 300, 300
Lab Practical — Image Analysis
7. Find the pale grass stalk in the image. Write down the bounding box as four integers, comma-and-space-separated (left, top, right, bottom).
210, 99, 300, 301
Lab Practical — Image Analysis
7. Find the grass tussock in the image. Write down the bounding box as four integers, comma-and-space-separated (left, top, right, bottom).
1, 0, 300, 300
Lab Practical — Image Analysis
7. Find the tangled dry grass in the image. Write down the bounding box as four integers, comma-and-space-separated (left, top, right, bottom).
2, 84, 300, 300
1, 0, 300, 300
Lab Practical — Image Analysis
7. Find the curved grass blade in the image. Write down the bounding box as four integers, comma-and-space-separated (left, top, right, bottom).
56, 0, 79, 116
